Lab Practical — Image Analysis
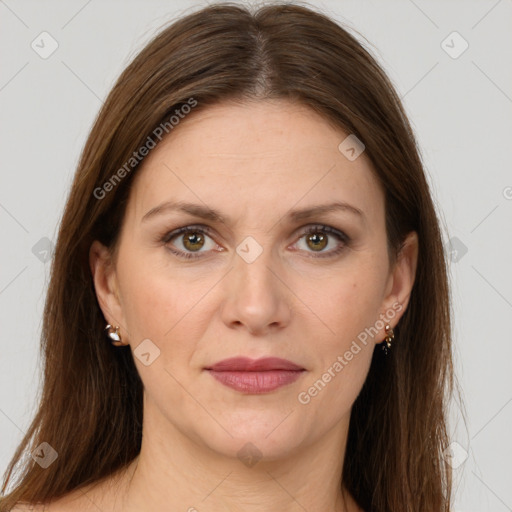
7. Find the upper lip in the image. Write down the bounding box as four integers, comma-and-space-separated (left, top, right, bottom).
205, 357, 305, 372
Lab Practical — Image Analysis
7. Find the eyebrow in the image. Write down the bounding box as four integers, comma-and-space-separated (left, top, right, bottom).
141, 200, 365, 225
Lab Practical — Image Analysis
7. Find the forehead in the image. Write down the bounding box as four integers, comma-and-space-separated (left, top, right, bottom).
127, 100, 384, 229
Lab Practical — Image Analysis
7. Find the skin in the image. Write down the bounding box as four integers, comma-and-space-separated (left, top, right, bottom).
35, 99, 418, 512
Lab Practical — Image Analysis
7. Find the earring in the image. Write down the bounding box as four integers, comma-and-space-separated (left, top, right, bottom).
381, 324, 394, 355
105, 324, 127, 347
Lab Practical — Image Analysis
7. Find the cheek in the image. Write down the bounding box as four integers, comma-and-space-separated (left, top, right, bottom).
116, 252, 217, 346
299, 268, 384, 384
301, 283, 379, 409
115, 251, 181, 339
304, 270, 384, 345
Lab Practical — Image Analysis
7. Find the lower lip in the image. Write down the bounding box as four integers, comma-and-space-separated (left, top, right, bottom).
206, 370, 305, 393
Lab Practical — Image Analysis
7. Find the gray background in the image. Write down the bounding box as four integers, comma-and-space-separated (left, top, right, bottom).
1, 0, 511, 510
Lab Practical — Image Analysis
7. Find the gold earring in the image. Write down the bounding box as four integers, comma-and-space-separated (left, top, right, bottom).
382, 324, 394, 355
105, 324, 127, 347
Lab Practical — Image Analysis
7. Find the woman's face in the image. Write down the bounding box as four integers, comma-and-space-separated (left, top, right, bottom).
91, 99, 417, 462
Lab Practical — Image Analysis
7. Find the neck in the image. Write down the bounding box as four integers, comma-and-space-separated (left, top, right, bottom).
114, 402, 357, 512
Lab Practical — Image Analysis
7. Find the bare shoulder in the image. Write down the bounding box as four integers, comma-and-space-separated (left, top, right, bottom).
11, 495, 80, 511
11, 484, 105, 511
10, 504, 47, 511
10, 505, 48, 511
10, 461, 135, 512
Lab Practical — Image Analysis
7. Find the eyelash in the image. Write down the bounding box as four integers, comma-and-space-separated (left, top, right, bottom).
160, 224, 350, 260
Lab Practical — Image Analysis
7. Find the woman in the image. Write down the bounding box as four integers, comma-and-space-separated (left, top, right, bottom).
1, 2, 456, 511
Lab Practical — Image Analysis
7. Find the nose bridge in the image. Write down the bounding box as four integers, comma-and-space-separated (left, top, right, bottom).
221, 233, 291, 332
233, 234, 279, 295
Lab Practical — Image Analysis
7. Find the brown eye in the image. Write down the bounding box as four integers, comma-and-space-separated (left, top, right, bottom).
305, 231, 328, 251
182, 231, 205, 252
162, 225, 218, 259
294, 225, 349, 258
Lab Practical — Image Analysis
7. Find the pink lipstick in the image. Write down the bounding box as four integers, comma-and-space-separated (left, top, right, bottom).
204, 357, 305, 393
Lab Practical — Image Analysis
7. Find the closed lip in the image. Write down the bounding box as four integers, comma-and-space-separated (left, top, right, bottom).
204, 357, 305, 372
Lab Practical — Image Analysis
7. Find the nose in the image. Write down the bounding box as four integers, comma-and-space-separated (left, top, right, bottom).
220, 242, 292, 336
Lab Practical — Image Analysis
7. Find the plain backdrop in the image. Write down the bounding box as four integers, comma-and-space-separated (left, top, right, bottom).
1, 1, 511, 510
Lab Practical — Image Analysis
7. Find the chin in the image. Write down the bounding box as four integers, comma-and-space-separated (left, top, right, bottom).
198, 416, 305, 461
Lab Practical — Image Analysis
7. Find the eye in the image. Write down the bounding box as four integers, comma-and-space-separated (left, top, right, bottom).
293, 225, 349, 258
161, 224, 350, 260
162, 225, 219, 259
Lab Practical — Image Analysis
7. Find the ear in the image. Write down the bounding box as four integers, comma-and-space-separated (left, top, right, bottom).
89, 240, 128, 338
380, 231, 419, 327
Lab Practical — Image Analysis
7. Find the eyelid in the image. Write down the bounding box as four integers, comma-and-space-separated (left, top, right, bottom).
299, 224, 349, 242
161, 224, 215, 244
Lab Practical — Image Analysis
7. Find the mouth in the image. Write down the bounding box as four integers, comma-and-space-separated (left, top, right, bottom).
204, 357, 306, 394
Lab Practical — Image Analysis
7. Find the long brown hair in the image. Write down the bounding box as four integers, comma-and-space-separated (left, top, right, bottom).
1, 2, 458, 510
